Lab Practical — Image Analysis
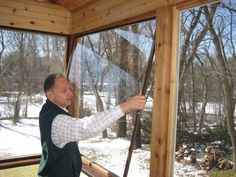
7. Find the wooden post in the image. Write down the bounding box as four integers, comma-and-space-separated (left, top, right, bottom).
150, 5, 179, 177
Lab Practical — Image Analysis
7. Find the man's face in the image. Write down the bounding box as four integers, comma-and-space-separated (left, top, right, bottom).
46, 77, 74, 108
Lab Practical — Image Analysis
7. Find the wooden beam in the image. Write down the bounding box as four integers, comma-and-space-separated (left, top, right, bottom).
71, 0, 183, 34
150, 5, 179, 177
72, 11, 156, 37
49, 0, 97, 12
0, 0, 71, 34
71, 0, 217, 34
166, 5, 179, 177
176, 0, 219, 10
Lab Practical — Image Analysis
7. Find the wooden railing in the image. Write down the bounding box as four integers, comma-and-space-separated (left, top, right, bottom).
81, 156, 119, 177
0, 154, 119, 177
0, 154, 41, 169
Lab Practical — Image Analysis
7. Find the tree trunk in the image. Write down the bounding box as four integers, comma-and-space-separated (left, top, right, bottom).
198, 82, 207, 134
195, 56, 209, 134
24, 96, 28, 118
94, 89, 108, 138
13, 92, 21, 124
0, 30, 5, 94
191, 63, 197, 132
116, 26, 129, 138
86, 36, 109, 138
131, 24, 142, 149
116, 76, 127, 137
204, 4, 236, 169
178, 7, 209, 132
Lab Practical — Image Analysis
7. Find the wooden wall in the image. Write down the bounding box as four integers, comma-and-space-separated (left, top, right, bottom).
0, 0, 71, 34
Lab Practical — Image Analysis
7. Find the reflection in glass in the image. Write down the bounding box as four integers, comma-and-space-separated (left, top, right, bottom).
68, 20, 155, 176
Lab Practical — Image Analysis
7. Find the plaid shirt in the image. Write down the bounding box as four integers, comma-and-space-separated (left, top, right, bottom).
51, 106, 124, 148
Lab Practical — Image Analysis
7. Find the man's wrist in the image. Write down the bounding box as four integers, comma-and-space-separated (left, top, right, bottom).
120, 102, 130, 113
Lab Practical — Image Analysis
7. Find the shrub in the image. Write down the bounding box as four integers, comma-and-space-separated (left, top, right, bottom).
141, 111, 152, 144
176, 124, 231, 152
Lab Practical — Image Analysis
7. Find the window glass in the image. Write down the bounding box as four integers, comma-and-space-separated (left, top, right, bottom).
0, 29, 66, 159
68, 19, 155, 176
175, 1, 236, 176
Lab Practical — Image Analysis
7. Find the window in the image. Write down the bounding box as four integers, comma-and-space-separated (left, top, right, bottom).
0, 29, 67, 159
68, 19, 155, 176
175, 1, 236, 175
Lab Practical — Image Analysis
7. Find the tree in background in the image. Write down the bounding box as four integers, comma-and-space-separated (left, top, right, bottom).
0, 29, 66, 121
204, 2, 236, 169
177, 0, 236, 169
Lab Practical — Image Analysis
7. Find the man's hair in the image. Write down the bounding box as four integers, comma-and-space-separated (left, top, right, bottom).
43, 73, 64, 93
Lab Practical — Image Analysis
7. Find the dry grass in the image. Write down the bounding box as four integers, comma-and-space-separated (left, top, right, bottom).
0, 165, 39, 177
208, 170, 236, 177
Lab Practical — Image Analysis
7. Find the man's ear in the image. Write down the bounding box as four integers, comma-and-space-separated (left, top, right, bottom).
45, 91, 54, 101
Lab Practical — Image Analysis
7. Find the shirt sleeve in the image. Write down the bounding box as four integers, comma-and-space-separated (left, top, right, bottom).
51, 106, 125, 148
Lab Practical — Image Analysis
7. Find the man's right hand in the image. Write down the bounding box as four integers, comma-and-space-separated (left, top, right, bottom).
120, 95, 147, 113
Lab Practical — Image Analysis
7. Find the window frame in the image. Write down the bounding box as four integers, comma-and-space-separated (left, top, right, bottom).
0, 1, 216, 177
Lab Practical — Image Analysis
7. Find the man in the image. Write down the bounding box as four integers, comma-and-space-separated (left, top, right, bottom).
38, 73, 147, 177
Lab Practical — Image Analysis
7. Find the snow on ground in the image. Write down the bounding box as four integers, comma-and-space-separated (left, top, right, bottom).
174, 161, 208, 177
79, 136, 150, 177
0, 119, 41, 158
0, 119, 208, 177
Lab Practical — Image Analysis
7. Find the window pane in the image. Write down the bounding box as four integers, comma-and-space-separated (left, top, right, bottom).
68, 20, 155, 176
0, 29, 66, 159
175, 1, 235, 176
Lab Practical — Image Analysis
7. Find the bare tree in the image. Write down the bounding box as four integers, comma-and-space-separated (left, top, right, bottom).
0, 30, 5, 94
116, 26, 129, 138
195, 54, 210, 134
204, 2, 236, 169
84, 34, 112, 138
130, 24, 142, 148
11, 32, 26, 124
178, 7, 207, 134
0, 30, 12, 94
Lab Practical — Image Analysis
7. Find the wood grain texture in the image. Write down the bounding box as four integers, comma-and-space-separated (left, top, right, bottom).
0, 0, 71, 34
71, 0, 216, 34
150, 5, 179, 177
71, 0, 181, 34
0, 0, 217, 34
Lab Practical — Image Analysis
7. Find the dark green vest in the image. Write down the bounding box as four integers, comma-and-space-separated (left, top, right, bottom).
38, 99, 82, 177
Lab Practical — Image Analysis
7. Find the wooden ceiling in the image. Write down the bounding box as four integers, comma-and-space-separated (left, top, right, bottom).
0, 0, 217, 34
40, 0, 96, 12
